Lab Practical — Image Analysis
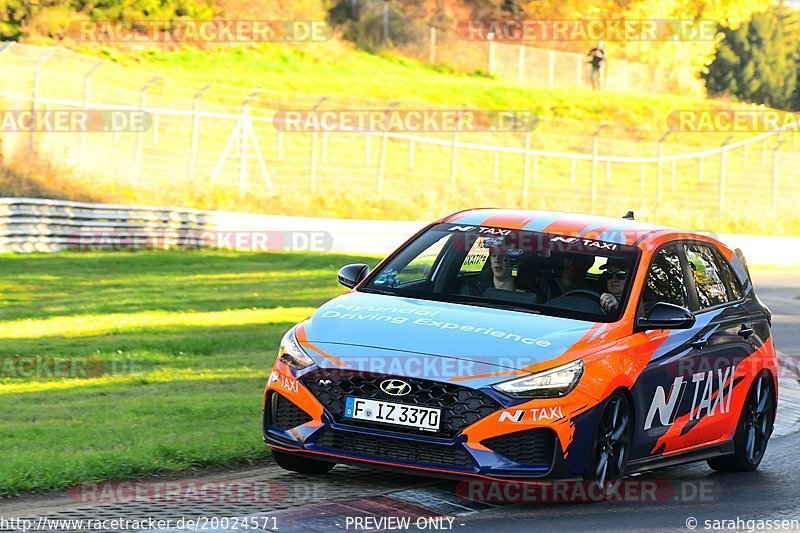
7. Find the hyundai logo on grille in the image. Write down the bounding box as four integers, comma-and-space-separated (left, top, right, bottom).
380, 379, 412, 396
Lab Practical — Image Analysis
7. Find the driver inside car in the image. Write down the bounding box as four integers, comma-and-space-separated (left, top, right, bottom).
599, 258, 628, 313
536, 252, 595, 301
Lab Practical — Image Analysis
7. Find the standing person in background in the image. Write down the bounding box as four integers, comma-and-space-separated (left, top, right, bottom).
587, 40, 606, 90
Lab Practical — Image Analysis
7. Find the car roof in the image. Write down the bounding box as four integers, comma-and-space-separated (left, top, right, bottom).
438, 208, 682, 247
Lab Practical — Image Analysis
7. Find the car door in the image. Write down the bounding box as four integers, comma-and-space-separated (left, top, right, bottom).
629, 243, 704, 460
676, 242, 758, 448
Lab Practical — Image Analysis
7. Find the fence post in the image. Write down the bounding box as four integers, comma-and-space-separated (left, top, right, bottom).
188, 83, 211, 182
30, 48, 56, 154
134, 76, 160, 183
429, 26, 436, 64
79, 61, 103, 172
377, 101, 398, 191
569, 159, 576, 186
640, 162, 646, 193
591, 124, 606, 209
719, 136, 732, 212
309, 96, 328, 193
518, 45, 525, 83
548, 50, 555, 86
772, 140, 786, 217
670, 160, 677, 192
238, 89, 263, 197
697, 156, 703, 184
656, 130, 671, 202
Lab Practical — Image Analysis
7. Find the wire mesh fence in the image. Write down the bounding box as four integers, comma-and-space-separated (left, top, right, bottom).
1, 42, 799, 233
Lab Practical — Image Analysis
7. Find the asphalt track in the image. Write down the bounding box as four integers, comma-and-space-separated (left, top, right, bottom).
1, 270, 799, 533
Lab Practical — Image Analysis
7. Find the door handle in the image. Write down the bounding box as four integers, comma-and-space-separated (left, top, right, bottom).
691, 336, 708, 350
738, 324, 755, 339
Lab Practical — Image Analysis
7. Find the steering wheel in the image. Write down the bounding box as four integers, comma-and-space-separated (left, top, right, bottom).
560, 289, 603, 304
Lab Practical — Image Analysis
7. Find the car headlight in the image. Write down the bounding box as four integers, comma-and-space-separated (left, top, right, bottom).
278, 329, 315, 370
493, 360, 584, 398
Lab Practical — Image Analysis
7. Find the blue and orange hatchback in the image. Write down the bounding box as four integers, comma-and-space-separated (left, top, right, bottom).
263, 209, 778, 489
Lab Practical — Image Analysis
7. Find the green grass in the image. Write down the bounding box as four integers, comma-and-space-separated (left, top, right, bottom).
0, 250, 376, 496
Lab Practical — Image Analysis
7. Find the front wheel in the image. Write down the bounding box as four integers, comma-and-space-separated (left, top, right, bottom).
583, 392, 633, 496
272, 449, 336, 474
708, 372, 775, 472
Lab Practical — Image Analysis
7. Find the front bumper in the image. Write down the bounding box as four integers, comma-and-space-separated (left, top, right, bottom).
263, 362, 594, 480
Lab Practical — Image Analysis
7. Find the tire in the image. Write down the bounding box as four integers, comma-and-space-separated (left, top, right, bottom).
583, 391, 634, 496
272, 449, 336, 474
708, 372, 775, 472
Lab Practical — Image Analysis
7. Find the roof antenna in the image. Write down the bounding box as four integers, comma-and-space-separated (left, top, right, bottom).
623, 211, 635, 220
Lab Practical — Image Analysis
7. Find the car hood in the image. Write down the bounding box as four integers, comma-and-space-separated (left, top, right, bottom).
301, 291, 607, 371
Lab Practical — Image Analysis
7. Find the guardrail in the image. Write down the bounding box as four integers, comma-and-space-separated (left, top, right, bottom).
1, 198, 798, 267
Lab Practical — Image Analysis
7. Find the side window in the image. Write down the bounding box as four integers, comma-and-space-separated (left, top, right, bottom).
641, 246, 689, 314
394, 235, 450, 284
684, 244, 729, 308
714, 249, 744, 301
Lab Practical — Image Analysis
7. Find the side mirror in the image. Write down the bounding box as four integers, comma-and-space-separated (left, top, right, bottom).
338, 264, 370, 289
636, 302, 695, 330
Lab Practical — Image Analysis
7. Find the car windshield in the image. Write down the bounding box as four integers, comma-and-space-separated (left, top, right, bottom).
360, 223, 640, 322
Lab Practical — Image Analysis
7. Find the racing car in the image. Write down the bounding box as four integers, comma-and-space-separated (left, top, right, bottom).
262, 209, 778, 490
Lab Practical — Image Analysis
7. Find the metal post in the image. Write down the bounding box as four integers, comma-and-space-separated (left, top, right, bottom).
238, 89, 263, 197
670, 160, 677, 192
640, 162, 646, 193
134, 76, 160, 183
569, 159, 576, 186
188, 83, 211, 181
532, 154, 539, 186
591, 124, 606, 209
377, 101, 398, 191
518, 45, 525, 83
719, 136, 732, 212
742, 143, 748, 172
548, 50, 555, 86
772, 140, 786, 216
321, 131, 329, 163
656, 130, 671, 202
698, 156, 703, 184
309, 96, 327, 192
79, 61, 103, 172
30, 48, 56, 154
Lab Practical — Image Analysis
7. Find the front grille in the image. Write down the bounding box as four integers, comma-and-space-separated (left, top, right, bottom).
301, 369, 502, 438
482, 428, 556, 466
315, 429, 475, 469
269, 392, 313, 430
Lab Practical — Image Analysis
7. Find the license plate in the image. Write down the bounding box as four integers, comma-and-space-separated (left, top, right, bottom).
344, 397, 441, 432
